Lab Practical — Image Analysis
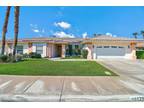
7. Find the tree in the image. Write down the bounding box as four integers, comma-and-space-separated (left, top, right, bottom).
1, 6, 11, 55
13, 6, 20, 58
132, 32, 138, 39
140, 30, 144, 39
93, 34, 97, 37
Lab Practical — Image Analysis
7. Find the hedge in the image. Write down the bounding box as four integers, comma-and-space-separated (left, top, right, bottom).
136, 51, 144, 59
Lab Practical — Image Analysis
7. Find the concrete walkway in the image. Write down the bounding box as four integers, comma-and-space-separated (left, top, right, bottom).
0, 59, 144, 102
49, 58, 88, 61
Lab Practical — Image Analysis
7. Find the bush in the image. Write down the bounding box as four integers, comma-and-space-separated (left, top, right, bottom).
16, 54, 23, 61
0, 55, 8, 62
23, 53, 29, 58
136, 51, 144, 59
81, 49, 88, 58
73, 48, 81, 56
29, 52, 41, 58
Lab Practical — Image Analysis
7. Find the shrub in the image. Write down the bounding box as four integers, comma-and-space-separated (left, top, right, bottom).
0, 55, 8, 62
16, 54, 23, 61
23, 53, 29, 58
136, 51, 144, 59
73, 48, 81, 56
29, 52, 41, 58
81, 49, 88, 58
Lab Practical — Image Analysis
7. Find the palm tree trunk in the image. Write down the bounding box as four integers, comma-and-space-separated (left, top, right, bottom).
1, 6, 11, 55
13, 6, 20, 57
134, 35, 137, 39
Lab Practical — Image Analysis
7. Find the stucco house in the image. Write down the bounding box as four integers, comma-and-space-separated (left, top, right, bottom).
0, 35, 144, 60
0, 37, 83, 58
83, 35, 144, 60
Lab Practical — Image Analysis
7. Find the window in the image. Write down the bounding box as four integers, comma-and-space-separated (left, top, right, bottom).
97, 46, 102, 48
75, 45, 79, 49
111, 46, 117, 48
36, 44, 43, 54
119, 46, 124, 48
17, 46, 23, 54
104, 46, 109, 48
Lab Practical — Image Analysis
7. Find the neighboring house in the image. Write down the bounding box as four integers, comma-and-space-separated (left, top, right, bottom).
0, 35, 144, 60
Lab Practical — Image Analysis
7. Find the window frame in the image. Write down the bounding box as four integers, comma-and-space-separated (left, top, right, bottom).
16, 45, 23, 54
36, 44, 43, 54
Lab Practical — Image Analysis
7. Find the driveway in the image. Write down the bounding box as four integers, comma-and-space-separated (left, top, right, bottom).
0, 59, 144, 102
98, 59, 144, 81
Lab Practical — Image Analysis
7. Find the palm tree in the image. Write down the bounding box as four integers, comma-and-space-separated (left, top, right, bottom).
140, 30, 144, 39
13, 6, 20, 58
132, 32, 138, 39
1, 6, 11, 55
93, 34, 97, 37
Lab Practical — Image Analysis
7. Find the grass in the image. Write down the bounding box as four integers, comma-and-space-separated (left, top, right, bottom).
0, 59, 117, 76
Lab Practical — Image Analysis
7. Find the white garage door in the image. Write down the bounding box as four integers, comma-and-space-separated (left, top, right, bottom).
94, 46, 126, 59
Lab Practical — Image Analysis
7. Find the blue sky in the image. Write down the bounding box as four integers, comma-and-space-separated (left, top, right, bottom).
0, 6, 144, 39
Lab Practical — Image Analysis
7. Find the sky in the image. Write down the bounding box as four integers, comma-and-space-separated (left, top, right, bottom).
0, 6, 144, 39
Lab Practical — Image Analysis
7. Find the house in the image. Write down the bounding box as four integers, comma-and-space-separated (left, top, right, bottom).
0, 35, 144, 60
0, 37, 83, 58
83, 35, 144, 60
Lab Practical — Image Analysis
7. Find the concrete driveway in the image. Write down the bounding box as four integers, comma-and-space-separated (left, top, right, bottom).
0, 59, 144, 102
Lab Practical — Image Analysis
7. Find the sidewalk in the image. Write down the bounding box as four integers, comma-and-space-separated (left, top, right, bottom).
0, 75, 143, 102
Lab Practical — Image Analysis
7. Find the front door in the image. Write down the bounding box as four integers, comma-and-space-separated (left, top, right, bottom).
56, 45, 62, 57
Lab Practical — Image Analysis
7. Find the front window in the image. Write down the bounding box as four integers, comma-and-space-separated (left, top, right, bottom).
36, 44, 43, 54
75, 45, 79, 49
119, 46, 124, 48
111, 46, 117, 48
104, 46, 109, 48
17, 46, 23, 54
97, 46, 102, 48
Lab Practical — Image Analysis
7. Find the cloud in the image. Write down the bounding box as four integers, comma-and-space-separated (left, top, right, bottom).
53, 31, 75, 38
30, 24, 40, 33
30, 24, 38, 28
113, 35, 117, 37
30, 24, 46, 35
54, 21, 71, 29
82, 32, 88, 38
106, 32, 113, 37
32, 29, 40, 33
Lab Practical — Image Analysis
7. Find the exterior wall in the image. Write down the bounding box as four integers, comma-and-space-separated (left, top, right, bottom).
124, 46, 132, 59
47, 44, 56, 58
23, 44, 28, 54
42, 44, 47, 57
61, 44, 66, 58
32, 44, 36, 53
6, 44, 12, 54
85, 44, 93, 60
47, 44, 52, 57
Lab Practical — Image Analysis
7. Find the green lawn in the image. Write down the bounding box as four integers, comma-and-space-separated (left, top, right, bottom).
0, 59, 117, 76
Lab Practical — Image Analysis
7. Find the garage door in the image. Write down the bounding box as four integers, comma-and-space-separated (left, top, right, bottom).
94, 46, 126, 59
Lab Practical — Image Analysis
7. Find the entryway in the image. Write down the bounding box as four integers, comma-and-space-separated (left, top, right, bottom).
55, 44, 62, 57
